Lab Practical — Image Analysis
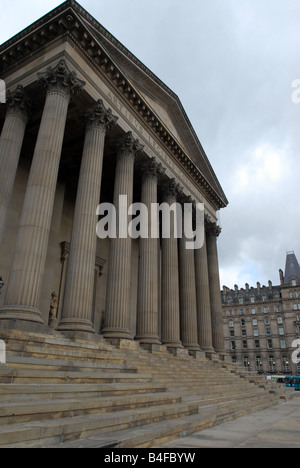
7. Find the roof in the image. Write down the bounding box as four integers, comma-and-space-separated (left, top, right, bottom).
284, 252, 300, 285
0, 0, 228, 210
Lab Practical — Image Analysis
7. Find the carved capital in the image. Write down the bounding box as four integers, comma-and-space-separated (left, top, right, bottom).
84, 99, 118, 132
117, 131, 144, 158
206, 222, 222, 238
38, 60, 85, 98
6, 85, 31, 120
141, 157, 166, 182
162, 178, 183, 200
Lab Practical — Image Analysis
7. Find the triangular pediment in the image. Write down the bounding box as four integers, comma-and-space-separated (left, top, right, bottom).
0, 0, 228, 209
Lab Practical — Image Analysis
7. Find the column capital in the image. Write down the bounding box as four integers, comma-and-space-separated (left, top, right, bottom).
206, 221, 222, 238
6, 85, 31, 121
38, 60, 85, 98
84, 99, 118, 132
162, 178, 183, 200
140, 157, 166, 182
117, 131, 144, 159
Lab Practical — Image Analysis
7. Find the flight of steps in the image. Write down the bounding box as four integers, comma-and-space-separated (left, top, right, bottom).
0, 329, 298, 448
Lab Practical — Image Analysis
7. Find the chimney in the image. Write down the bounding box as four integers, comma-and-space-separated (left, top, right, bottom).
257, 282, 261, 293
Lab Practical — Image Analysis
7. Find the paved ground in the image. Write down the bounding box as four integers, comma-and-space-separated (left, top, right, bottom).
159, 398, 300, 448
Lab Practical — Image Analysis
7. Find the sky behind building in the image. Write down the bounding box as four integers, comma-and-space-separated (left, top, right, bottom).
1, 0, 299, 289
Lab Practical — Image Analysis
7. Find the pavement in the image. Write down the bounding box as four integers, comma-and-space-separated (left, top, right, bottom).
159, 398, 300, 448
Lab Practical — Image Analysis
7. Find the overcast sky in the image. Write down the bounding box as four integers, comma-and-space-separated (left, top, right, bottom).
1, 0, 299, 290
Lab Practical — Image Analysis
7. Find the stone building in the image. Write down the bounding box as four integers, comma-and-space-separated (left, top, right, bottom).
222, 252, 300, 375
0, 0, 228, 357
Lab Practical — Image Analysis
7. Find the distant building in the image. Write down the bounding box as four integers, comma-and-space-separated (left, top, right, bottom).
222, 252, 300, 375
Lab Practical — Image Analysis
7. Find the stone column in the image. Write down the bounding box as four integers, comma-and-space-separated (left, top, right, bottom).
179, 230, 200, 352
135, 158, 164, 346
57, 100, 117, 334
206, 222, 226, 356
161, 179, 183, 350
0, 86, 30, 245
194, 227, 215, 354
103, 132, 143, 341
0, 60, 84, 324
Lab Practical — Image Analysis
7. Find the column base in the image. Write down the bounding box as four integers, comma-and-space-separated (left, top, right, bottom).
56, 318, 95, 334
182, 343, 201, 352
0, 306, 44, 325
102, 327, 133, 341
135, 334, 161, 346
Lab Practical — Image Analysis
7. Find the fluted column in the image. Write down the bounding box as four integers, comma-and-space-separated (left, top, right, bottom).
0, 86, 30, 245
195, 227, 214, 354
161, 179, 183, 349
135, 158, 164, 345
179, 230, 200, 352
0, 60, 84, 324
58, 100, 117, 333
206, 222, 225, 356
103, 132, 143, 340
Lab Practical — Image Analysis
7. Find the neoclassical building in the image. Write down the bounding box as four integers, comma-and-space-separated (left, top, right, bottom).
0, 1, 228, 358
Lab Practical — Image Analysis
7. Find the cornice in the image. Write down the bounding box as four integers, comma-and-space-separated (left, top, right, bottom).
0, 1, 228, 210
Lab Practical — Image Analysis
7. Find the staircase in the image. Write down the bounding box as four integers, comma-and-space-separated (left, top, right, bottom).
0, 329, 298, 448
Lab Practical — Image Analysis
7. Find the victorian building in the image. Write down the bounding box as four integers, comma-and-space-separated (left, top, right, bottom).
0, 1, 228, 358
222, 252, 300, 375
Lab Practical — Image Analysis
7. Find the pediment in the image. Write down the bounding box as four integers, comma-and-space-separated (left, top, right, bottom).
0, 0, 228, 209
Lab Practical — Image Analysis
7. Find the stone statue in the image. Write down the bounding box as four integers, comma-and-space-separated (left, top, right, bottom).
48, 292, 58, 327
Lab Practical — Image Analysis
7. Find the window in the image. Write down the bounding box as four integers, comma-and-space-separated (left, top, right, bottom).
241, 319, 246, 327
253, 329, 259, 337
243, 341, 248, 349
252, 318, 258, 327
266, 328, 271, 336
297, 314, 300, 322
244, 356, 250, 368
293, 304, 300, 310
250, 297, 255, 303
240, 309, 245, 316
277, 316, 283, 325
255, 340, 260, 349
280, 339, 286, 349
278, 327, 284, 336
239, 298, 244, 305
292, 280, 297, 286
251, 308, 256, 315
256, 356, 263, 372
282, 356, 290, 373
269, 356, 276, 372
228, 310, 233, 317
264, 307, 268, 314
230, 330, 235, 338
231, 341, 236, 351
276, 305, 281, 313
229, 320, 234, 328
264, 317, 271, 326
242, 330, 247, 338
262, 295, 267, 302
267, 339, 273, 349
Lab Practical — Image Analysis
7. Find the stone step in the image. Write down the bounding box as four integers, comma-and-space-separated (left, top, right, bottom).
0, 367, 152, 384
0, 382, 167, 402
0, 400, 204, 447
0, 392, 181, 426
42, 396, 281, 449
6, 355, 136, 373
